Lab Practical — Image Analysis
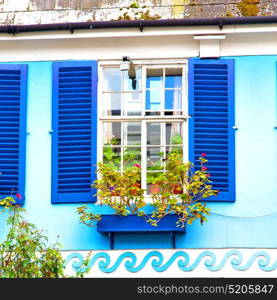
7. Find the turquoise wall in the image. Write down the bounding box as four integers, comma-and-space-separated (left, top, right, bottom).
0, 56, 277, 250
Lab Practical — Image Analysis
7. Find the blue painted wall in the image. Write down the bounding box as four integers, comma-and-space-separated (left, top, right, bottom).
0, 56, 277, 250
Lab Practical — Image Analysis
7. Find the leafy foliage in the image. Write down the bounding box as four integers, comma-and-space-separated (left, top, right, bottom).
149, 152, 218, 228
0, 197, 91, 278
77, 148, 218, 229
77, 163, 147, 226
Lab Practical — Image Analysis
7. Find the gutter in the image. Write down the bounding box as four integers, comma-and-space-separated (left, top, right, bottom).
2, 16, 277, 34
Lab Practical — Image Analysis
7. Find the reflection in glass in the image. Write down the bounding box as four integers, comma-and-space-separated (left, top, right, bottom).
166, 123, 183, 145
103, 68, 121, 91
123, 147, 141, 170
145, 90, 161, 111
103, 122, 121, 145
165, 89, 182, 111
103, 93, 121, 116
147, 147, 163, 170
165, 68, 182, 88
146, 69, 163, 89
127, 122, 141, 145
103, 146, 121, 170
147, 123, 161, 145
124, 92, 141, 116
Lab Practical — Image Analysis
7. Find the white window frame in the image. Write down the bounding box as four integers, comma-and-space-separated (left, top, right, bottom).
97, 59, 189, 198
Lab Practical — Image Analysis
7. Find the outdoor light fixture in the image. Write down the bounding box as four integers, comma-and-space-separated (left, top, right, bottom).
120, 56, 137, 90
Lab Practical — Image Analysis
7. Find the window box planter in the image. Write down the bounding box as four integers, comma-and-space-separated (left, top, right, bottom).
97, 214, 186, 249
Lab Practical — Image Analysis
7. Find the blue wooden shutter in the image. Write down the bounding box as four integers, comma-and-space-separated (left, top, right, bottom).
188, 58, 235, 202
0, 64, 27, 205
52, 61, 97, 203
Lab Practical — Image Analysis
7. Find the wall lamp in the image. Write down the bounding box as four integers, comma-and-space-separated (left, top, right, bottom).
120, 56, 137, 90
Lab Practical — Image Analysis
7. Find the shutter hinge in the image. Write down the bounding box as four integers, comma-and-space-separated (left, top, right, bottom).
49, 129, 54, 134
274, 125, 277, 130
232, 126, 238, 130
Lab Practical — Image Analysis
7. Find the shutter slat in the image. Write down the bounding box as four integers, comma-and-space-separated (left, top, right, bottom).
51, 61, 97, 204
189, 59, 235, 202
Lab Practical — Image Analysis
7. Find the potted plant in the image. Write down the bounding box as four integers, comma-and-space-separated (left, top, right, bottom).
77, 147, 218, 227
149, 151, 218, 228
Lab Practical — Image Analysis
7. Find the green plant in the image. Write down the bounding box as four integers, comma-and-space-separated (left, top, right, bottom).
103, 137, 141, 171
77, 163, 147, 227
78, 130, 218, 229
148, 152, 218, 228
0, 196, 91, 278
0, 200, 65, 278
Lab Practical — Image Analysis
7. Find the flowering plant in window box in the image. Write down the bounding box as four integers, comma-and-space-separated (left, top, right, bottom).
77, 151, 218, 231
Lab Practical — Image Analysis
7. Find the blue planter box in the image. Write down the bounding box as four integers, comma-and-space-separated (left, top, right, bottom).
97, 214, 186, 249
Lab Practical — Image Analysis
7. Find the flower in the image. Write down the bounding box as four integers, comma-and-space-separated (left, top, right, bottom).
202, 166, 208, 171
201, 153, 207, 157
15, 193, 22, 199
207, 173, 211, 177
134, 163, 141, 168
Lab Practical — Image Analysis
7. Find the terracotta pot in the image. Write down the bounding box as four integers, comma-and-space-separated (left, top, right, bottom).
148, 183, 160, 194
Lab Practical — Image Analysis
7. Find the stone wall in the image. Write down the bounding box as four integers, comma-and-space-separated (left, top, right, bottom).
0, 0, 276, 25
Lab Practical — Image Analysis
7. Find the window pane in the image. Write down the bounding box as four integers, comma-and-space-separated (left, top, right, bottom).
123, 147, 141, 170
123, 68, 142, 91
147, 123, 161, 145
127, 122, 141, 145
103, 146, 121, 170
164, 89, 182, 111
165, 68, 182, 88
147, 147, 163, 170
166, 123, 183, 145
103, 122, 121, 145
146, 68, 163, 89
146, 90, 162, 112
103, 68, 121, 91
103, 93, 121, 116
124, 92, 142, 116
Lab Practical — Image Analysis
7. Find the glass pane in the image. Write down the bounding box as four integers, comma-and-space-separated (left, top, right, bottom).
164, 89, 182, 111
166, 123, 183, 145
146, 68, 163, 89
147, 147, 163, 171
145, 90, 161, 111
124, 92, 142, 116
103, 93, 121, 116
147, 123, 161, 145
123, 68, 142, 91
103, 146, 121, 170
165, 68, 182, 88
103, 122, 121, 146
123, 147, 141, 170
127, 122, 141, 145
103, 68, 121, 91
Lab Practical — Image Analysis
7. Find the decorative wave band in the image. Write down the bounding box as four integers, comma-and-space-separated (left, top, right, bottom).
64, 250, 277, 273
